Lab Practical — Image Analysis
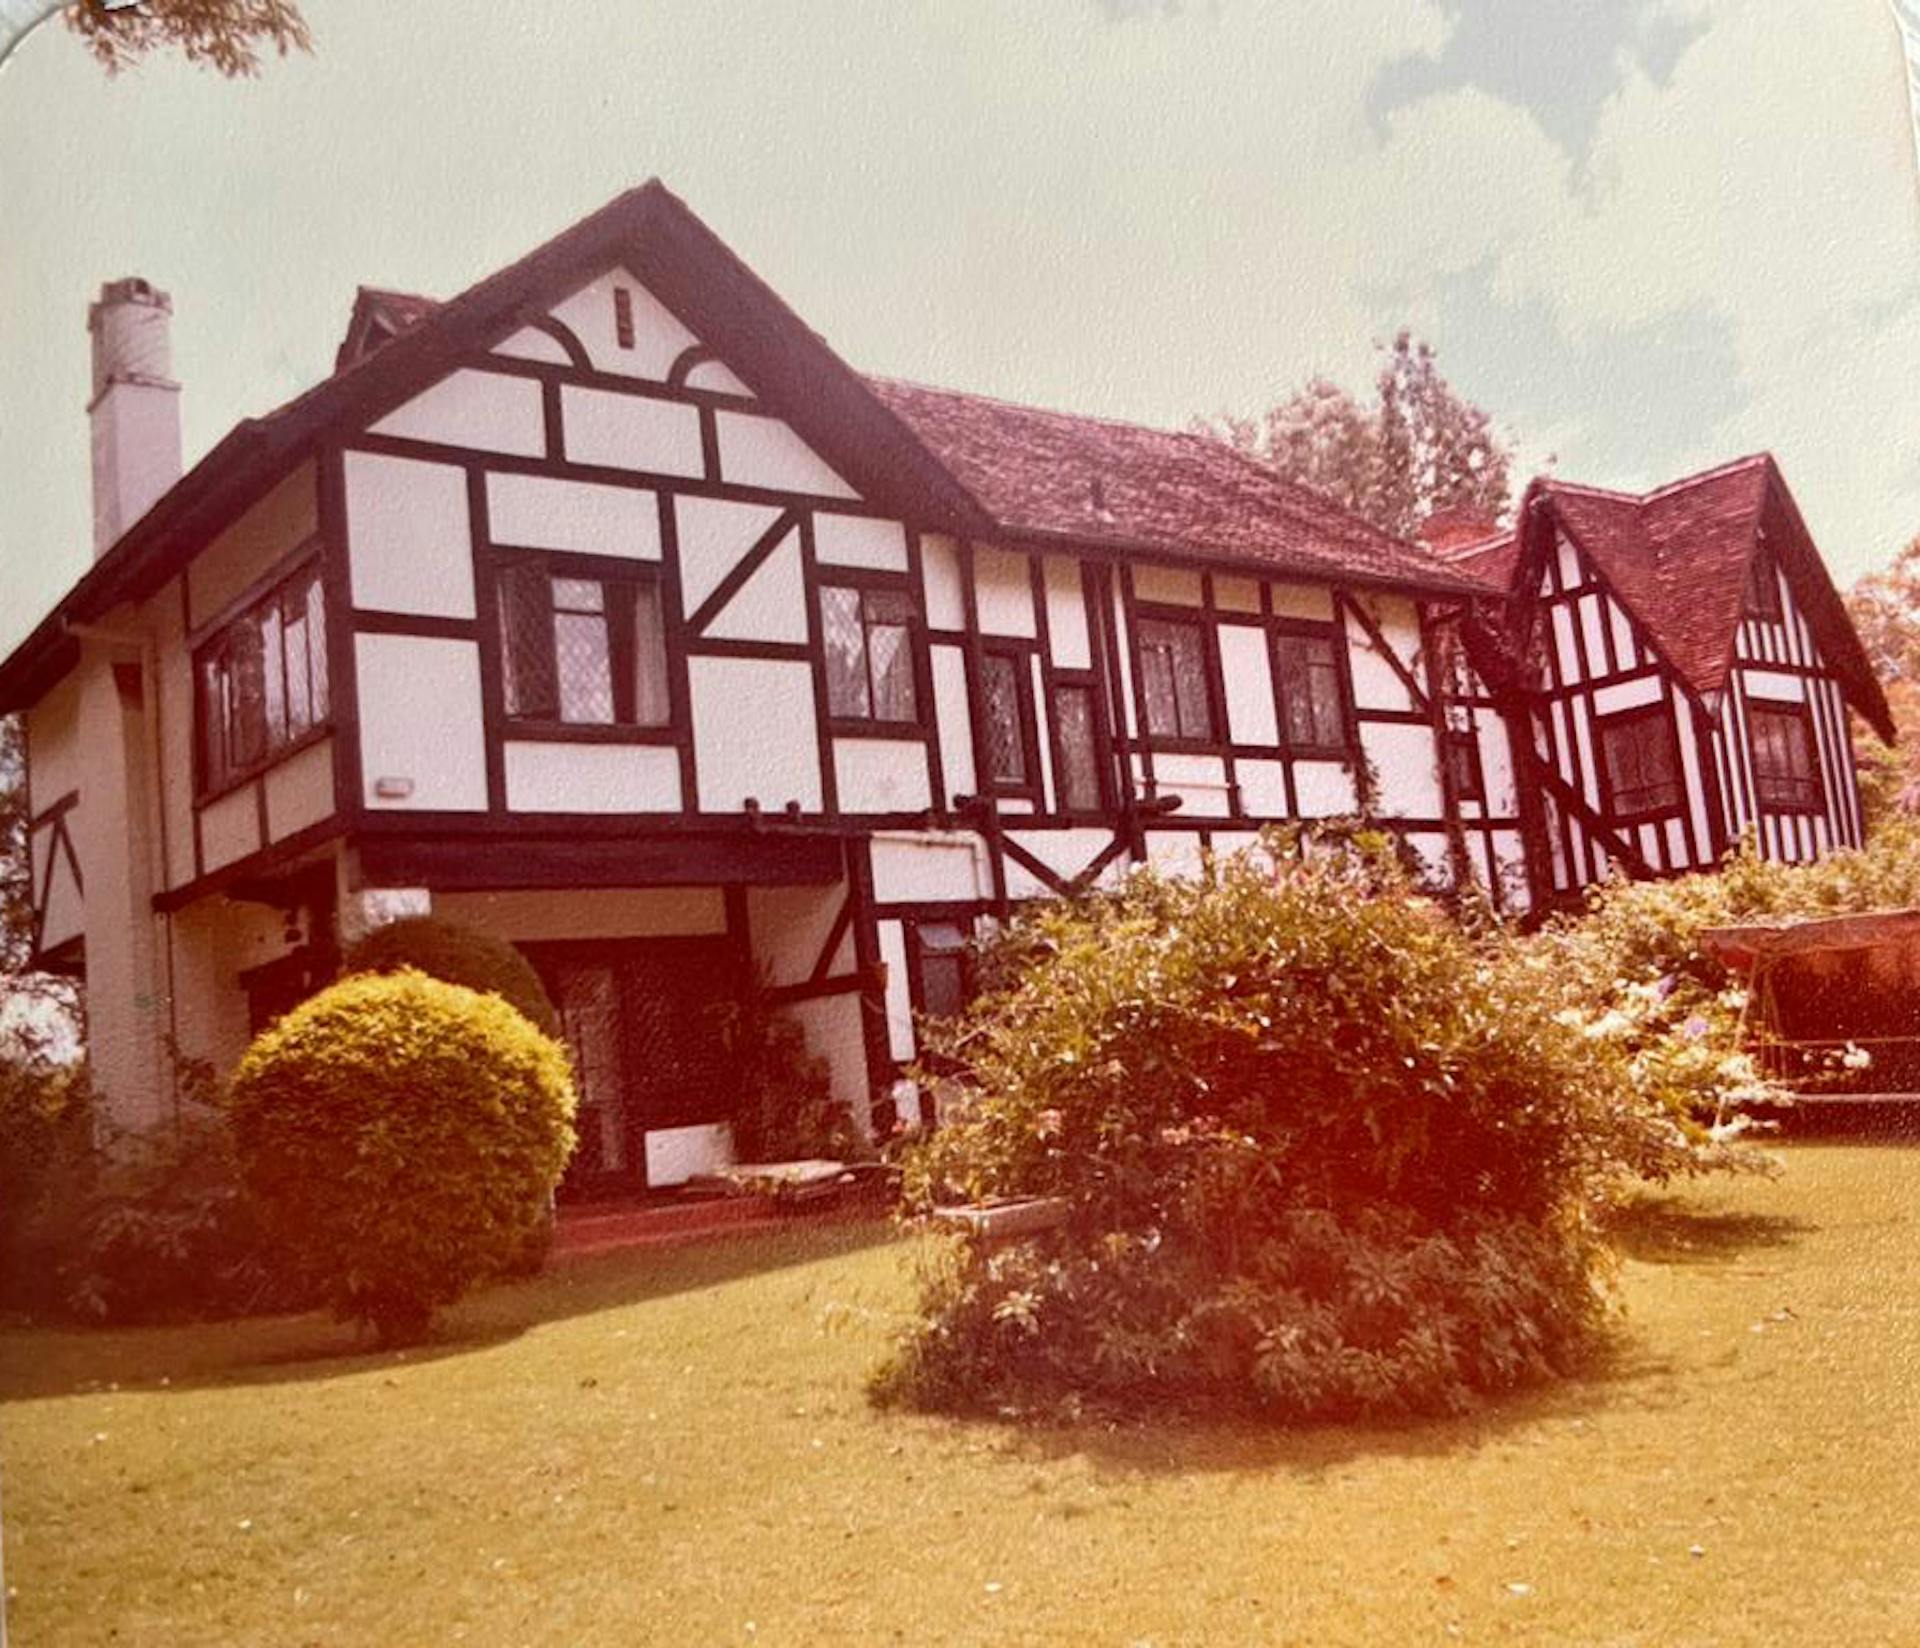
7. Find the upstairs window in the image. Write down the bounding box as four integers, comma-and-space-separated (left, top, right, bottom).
822, 583, 919, 724
978, 649, 1034, 787
1444, 728, 1485, 803
1744, 555, 1783, 622
196, 561, 329, 793
1136, 615, 1214, 741
1598, 706, 1682, 818
1750, 703, 1822, 810
1050, 683, 1105, 813
498, 560, 669, 727
1273, 630, 1350, 754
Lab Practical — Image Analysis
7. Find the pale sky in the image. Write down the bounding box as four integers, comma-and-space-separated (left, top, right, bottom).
2, 0, 1917, 658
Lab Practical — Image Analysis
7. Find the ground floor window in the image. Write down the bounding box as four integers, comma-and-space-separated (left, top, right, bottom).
908, 921, 974, 1021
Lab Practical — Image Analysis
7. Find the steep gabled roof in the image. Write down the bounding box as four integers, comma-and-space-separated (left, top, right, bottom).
0, 180, 1494, 710
1438, 456, 1893, 741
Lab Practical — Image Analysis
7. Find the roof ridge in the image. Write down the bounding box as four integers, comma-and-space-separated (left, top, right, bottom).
1641, 452, 1772, 500
862, 373, 1212, 445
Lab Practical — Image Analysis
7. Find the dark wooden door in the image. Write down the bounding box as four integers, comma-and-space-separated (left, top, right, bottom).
532, 939, 737, 1200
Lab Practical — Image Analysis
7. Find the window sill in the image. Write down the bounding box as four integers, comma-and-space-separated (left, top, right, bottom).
499, 720, 679, 745
825, 718, 930, 742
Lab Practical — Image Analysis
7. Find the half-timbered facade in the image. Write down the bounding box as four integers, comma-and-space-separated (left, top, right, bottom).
4, 182, 1886, 1188
1440, 462, 1893, 908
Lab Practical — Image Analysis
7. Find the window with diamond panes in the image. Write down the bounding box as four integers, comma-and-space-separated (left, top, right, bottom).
498, 561, 669, 728
196, 561, 329, 794
1136, 615, 1213, 740
1051, 683, 1103, 811
979, 651, 1030, 785
822, 583, 918, 723
1274, 631, 1349, 753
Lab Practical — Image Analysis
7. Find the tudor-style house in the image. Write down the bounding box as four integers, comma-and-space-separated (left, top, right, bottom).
1434, 465, 1894, 906
1, 181, 1887, 1193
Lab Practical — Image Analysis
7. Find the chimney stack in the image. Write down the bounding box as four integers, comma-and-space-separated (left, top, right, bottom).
88, 277, 182, 559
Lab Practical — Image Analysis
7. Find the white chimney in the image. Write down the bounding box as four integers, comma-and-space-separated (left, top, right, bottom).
88, 277, 182, 559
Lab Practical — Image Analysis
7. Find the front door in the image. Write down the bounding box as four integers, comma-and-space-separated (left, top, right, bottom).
531, 939, 737, 1200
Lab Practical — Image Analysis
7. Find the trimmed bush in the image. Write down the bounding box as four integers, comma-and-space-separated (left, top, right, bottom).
873, 838, 1703, 1422
227, 969, 575, 1343
341, 916, 561, 1040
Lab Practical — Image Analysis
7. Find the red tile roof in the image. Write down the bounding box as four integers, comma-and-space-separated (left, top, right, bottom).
1439, 457, 1892, 740
862, 378, 1483, 593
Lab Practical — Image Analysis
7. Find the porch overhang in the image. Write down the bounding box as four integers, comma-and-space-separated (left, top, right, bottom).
355, 828, 846, 893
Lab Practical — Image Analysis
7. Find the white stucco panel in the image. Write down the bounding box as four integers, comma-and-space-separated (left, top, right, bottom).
746, 884, 850, 989
487, 473, 663, 560
878, 919, 915, 1061
814, 514, 908, 573
683, 359, 754, 397
355, 634, 488, 810
1131, 565, 1202, 607
198, 783, 262, 873
36, 827, 83, 953
1237, 758, 1290, 817
834, 738, 933, 814
502, 740, 682, 813
491, 326, 573, 366
1293, 760, 1360, 817
1742, 669, 1806, 704
561, 386, 705, 477
921, 535, 965, 631
548, 268, 700, 380
1270, 583, 1334, 622
371, 369, 546, 457
782, 993, 870, 1121
263, 737, 335, 841
1592, 676, 1664, 715
1002, 827, 1112, 882
1364, 721, 1444, 818
690, 656, 821, 813
869, 832, 988, 904
1151, 751, 1232, 818
1043, 557, 1092, 668
345, 452, 474, 618
1218, 623, 1279, 746
931, 645, 975, 805
1345, 603, 1419, 713
674, 496, 787, 614
715, 412, 859, 499
646, 1123, 734, 1188
973, 546, 1036, 637
703, 532, 807, 645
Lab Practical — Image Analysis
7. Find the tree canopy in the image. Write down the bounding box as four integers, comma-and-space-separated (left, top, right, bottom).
65, 0, 309, 76
1846, 536, 1920, 823
1199, 330, 1515, 542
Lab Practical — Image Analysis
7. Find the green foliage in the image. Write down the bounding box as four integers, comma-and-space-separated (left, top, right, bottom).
1199, 331, 1514, 540
227, 969, 576, 1344
877, 840, 1669, 1421
341, 916, 561, 1040
1529, 821, 1920, 1119
721, 976, 867, 1164
0, 1052, 309, 1324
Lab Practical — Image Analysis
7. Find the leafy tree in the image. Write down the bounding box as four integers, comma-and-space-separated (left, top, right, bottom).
0, 717, 78, 1051
1845, 537, 1920, 824
65, 0, 310, 76
1200, 330, 1515, 541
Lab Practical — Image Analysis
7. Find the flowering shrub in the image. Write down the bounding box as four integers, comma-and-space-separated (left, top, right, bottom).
874, 838, 1694, 1421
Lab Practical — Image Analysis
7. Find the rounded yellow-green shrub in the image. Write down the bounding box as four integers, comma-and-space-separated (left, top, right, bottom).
227, 968, 576, 1343
340, 916, 561, 1040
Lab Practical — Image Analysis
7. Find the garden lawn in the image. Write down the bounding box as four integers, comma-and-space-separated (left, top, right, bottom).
4, 1146, 1919, 1646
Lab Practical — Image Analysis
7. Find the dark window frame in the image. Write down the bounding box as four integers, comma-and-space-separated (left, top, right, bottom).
905, 918, 975, 1024
975, 641, 1042, 799
192, 553, 331, 801
1133, 606, 1218, 747
1048, 674, 1110, 817
1270, 619, 1355, 758
1748, 699, 1824, 813
818, 570, 929, 739
1444, 726, 1485, 804
492, 549, 675, 743
1596, 702, 1684, 822
1744, 553, 1784, 622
